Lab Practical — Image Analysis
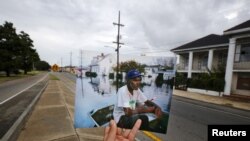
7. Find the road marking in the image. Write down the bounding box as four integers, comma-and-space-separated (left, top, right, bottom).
143, 131, 162, 141
0, 73, 48, 105
175, 98, 250, 120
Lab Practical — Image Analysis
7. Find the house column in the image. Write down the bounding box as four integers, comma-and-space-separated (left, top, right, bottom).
207, 49, 214, 70
224, 38, 236, 95
188, 51, 193, 78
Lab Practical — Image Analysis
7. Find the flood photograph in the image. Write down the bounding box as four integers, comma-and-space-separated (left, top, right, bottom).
74, 52, 176, 134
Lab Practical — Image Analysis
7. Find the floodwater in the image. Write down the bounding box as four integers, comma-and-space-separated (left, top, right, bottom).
74, 76, 173, 128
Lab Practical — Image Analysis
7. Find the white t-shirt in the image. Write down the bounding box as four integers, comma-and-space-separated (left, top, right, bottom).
113, 85, 147, 123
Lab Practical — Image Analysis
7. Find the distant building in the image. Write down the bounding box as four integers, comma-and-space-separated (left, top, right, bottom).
64, 66, 77, 73
75, 66, 89, 77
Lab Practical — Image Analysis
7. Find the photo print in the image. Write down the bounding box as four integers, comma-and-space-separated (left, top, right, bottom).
74, 51, 176, 134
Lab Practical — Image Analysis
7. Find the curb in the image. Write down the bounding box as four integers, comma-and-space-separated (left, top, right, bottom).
0, 77, 49, 141
173, 93, 250, 112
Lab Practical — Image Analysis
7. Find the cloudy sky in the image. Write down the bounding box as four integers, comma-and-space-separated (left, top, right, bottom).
0, 0, 250, 66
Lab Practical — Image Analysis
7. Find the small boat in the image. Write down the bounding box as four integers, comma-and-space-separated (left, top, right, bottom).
89, 104, 169, 133
89, 104, 115, 127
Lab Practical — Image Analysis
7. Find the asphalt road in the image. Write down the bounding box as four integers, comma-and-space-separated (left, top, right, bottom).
53, 72, 76, 93
55, 72, 250, 141
0, 73, 48, 104
165, 96, 250, 141
0, 73, 49, 139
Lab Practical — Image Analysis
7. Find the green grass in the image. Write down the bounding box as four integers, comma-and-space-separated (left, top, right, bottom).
0, 71, 41, 84
27, 71, 40, 75
49, 74, 60, 80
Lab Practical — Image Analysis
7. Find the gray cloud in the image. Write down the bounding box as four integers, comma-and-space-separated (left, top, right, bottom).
0, 0, 249, 65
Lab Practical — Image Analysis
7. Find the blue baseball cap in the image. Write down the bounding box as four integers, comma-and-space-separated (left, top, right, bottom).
127, 69, 142, 79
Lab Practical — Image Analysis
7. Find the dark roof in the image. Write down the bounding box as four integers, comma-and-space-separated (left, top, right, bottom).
224, 19, 250, 32
171, 34, 229, 51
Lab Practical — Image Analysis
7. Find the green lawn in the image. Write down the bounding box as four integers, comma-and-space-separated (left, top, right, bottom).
0, 71, 41, 84
49, 74, 60, 80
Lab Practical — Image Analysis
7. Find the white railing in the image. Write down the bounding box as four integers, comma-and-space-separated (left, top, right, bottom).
234, 61, 250, 70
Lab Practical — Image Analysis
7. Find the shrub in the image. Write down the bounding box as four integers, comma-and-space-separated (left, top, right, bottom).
213, 78, 225, 92
188, 73, 225, 92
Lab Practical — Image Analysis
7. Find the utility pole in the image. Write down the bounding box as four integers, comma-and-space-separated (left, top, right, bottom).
80, 49, 84, 96
61, 57, 63, 72
70, 51, 72, 73
113, 11, 124, 92
80, 50, 83, 77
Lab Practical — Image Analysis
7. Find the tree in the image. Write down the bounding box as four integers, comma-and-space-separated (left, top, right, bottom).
113, 60, 145, 73
18, 31, 38, 74
154, 57, 174, 70
0, 21, 40, 76
32, 51, 41, 68
0, 21, 20, 76
35, 60, 50, 70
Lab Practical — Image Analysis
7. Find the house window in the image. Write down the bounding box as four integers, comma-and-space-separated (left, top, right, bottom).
198, 55, 202, 69
202, 55, 208, 67
240, 43, 250, 62
235, 43, 250, 62
237, 73, 250, 90
197, 54, 208, 69
218, 52, 227, 66
184, 56, 188, 68
235, 45, 241, 62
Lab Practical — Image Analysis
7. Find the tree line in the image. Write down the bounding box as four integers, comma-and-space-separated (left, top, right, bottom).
0, 21, 50, 76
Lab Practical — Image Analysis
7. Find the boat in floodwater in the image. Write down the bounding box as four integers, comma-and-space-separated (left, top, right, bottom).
89, 104, 169, 134
89, 104, 115, 127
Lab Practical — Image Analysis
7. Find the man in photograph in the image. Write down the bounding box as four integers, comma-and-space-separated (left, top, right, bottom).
113, 69, 163, 131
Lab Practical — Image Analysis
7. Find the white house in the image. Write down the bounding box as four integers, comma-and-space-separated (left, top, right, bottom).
171, 19, 250, 97
89, 53, 175, 77
89, 53, 115, 76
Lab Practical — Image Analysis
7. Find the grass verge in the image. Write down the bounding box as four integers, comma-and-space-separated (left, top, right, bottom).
0, 71, 41, 84
49, 74, 60, 80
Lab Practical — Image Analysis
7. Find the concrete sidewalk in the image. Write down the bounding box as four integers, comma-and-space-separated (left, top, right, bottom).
17, 80, 250, 141
17, 79, 153, 141
174, 89, 250, 111
17, 80, 78, 141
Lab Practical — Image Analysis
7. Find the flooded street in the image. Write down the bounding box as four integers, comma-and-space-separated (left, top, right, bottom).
74, 76, 173, 128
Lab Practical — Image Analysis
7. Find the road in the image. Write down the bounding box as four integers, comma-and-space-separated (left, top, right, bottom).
0, 73, 49, 139
0, 73, 48, 104
54, 72, 250, 141
53, 72, 76, 93
165, 96, 250, 141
